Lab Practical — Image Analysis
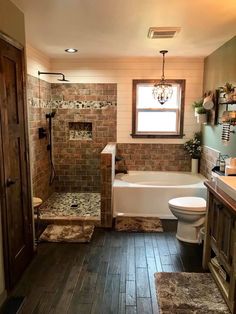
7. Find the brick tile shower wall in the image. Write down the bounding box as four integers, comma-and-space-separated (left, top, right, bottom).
28, 75, 54, 200
117, 143, 191, 171
51, 83, 117, 192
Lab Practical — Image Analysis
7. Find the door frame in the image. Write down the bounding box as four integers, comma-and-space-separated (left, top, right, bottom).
0, 31, 34, 291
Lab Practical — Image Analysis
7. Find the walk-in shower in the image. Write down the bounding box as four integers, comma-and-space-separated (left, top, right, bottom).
34, 72, 101, 239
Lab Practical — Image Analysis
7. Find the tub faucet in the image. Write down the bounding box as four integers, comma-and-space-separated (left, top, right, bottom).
115, 169, 128, 175
115, 156, 124, 163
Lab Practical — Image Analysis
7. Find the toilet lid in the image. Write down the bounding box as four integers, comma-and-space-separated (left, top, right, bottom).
168, 197, 206, 212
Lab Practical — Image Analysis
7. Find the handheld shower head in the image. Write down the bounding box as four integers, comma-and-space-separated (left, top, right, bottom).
46, 110, 56, 119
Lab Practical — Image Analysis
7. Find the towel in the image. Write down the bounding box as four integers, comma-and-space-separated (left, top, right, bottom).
221, 123, 230, 145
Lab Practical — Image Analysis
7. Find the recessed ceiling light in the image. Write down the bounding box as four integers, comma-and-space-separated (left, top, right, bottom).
65, 48, 78, 53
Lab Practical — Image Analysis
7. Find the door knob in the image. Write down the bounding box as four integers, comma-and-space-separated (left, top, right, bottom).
6, 177, 16, 187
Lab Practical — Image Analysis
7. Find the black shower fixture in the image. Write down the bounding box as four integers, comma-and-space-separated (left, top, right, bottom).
46, 110, 56, 119
38, 71, 69, 82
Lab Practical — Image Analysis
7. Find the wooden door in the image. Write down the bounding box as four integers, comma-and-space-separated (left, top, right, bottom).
0, 36, 33, 289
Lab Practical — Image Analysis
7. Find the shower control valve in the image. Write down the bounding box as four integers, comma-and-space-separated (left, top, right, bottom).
38, 127, 47, 139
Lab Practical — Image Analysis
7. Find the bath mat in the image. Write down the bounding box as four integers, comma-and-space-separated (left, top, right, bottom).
155, 272, 230, 313
115, 216, 163, 232
39, 224, 94, 243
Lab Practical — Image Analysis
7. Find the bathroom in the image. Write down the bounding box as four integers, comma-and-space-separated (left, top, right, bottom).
0, 0, 236, 313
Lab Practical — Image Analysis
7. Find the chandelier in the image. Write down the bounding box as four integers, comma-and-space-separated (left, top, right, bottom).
152, 50, 173, 105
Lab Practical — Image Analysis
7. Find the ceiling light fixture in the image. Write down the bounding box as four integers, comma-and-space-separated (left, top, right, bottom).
65, 48, 78, 53
152, 50, 173, 105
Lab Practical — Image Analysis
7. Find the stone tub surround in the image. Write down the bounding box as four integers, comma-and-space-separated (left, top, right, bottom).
28, 75, 54, 200
200, 145, 220, 179
101, 143, 116, 227
117, 143, 191, 171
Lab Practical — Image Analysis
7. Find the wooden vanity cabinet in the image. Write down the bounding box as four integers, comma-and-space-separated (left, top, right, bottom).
203, 181, 236, 313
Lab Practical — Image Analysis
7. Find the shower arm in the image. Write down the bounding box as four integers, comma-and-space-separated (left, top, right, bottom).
38, 71, 69, 82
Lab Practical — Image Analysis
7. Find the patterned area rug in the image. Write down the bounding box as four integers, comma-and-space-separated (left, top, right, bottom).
155, 272, 230, 313
115, 216, 163, 232
39, 224, 94, 243
39, 192, 100, 219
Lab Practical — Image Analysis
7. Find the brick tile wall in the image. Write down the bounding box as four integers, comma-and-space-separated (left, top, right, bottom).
117, 143, 191, 172
100, 143, 116, 227
51, 83, 117, 192
200, 146, 219, 179
28, 75, 54, 201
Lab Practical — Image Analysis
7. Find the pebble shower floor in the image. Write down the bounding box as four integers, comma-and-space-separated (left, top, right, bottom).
39, 192, 101, 219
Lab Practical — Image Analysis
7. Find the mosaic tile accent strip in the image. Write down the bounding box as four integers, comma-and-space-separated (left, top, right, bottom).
39, 192, 101, 219
155, 272, 230, 313
29, 98, 117, 109
115, 216, 163, 232
40, 224, 94, 243
69, 130, 92, 140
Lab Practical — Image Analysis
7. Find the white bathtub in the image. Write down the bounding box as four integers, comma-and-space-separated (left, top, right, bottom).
113, 171, 207, 219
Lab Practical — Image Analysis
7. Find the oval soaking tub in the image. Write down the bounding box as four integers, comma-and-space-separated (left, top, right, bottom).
113, 171, 207, 219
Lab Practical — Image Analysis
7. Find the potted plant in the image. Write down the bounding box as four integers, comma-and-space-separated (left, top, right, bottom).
184, 132, 202, 173
192, 99, 203, 117
196, 106, 207, 124
221, 82, 235, 101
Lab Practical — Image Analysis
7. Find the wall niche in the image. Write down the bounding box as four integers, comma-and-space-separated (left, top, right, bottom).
69, 122, 92, 140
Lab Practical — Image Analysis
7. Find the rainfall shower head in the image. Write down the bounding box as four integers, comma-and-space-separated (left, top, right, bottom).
57, 74, 69, 82
38, 71, 69, 82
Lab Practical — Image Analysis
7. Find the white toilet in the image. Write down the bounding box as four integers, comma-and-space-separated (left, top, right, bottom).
168, 197, 206, 243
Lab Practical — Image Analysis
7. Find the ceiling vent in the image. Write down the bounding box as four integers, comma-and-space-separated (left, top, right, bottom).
148, 27, 181, 39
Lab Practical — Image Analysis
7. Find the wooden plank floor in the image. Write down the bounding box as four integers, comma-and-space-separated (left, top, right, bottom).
11, 229, 204, 314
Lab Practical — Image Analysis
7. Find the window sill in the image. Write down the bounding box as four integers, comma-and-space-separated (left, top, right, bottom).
130, 133, 184, 139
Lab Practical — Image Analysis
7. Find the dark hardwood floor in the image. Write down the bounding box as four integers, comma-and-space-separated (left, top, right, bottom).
10, 229, 204, 314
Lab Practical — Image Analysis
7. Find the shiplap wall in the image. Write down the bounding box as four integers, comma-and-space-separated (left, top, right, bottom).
26, 47, 204, 143
26, 44, 51, 80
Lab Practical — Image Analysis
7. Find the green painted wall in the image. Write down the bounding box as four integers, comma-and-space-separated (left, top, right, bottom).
203, 36, 236, 156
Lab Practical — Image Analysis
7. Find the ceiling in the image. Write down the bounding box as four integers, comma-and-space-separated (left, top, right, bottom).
12, 0, 236, 58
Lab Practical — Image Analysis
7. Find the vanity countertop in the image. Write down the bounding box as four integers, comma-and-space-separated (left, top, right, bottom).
204, 180, 236, 215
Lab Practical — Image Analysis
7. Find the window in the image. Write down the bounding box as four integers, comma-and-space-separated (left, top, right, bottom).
132, 79, 185, 138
